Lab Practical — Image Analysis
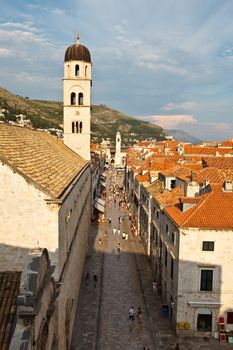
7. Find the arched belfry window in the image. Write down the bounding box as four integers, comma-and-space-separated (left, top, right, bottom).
76, 121, 79, 133
72, 122, 75, 133
85, 65, 88, 76
80, 121, 83, 133
78, 93, 83, 105
71, 92, 76, 105
75, 64, 80, 76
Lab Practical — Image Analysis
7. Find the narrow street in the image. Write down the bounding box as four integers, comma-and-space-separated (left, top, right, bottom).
70, 168, 231, 350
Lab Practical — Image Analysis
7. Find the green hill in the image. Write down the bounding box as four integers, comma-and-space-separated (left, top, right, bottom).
0, 87, 166, 145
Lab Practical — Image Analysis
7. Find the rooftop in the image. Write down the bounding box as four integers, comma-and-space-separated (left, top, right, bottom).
0, 271, 21, 349
0, 123, 88, 199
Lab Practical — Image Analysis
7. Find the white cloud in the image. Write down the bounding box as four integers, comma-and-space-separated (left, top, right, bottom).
52, 8, 65, 16
161, 101, 197, 112
0, 22, 38, 32
0, 48, 14, 57
145, 114, 197, 129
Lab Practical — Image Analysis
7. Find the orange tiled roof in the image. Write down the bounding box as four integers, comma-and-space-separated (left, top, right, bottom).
218, 139, 233, 148
135, 172, 150, 183
202, 157, 233, 170
0, 271, 21, 349
159, 165, 191, 179
0, 123, 88, 199
165, 183, 233, 229
155, 186, 184, 205
196, 167, 233, 184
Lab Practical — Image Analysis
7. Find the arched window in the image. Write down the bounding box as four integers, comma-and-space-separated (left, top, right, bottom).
79, 121, 83, 133
72, 122, 75, 133
75, 64, 80, 76
85, 65, 88, 76
78, 93, 83, 105
76, 121, 79, 133
71, 92, 76, 105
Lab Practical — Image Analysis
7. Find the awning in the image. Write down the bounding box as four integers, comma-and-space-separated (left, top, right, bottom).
95, 197, 105, 207
94, 202, 105, 213
100, 181, 106, 187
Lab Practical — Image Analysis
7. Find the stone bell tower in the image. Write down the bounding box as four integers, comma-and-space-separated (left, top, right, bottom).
63, 34, 92, 160
115, 131, 122, 167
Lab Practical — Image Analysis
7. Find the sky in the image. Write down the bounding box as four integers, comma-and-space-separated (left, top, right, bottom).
1, 0, 233, 141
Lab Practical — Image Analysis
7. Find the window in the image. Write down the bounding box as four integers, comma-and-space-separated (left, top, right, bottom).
80, 121, 83, 133
202, 241, 214, 251
197, 308, 212, 331
171, 179, 176, 189
227, 312, 233, 324
72, 121, 75, 133
78, 93, 83, 105
75, 64, 80, 76
165, 248, 167, 266
85, 65, 88, 76
76, 121, 79, 133
172, 232, 176, 245
200, 269, 213, 291
71, 92, 76, 105
166, 224, 169, 234
171, 257, 174, 279
156, 210, 159, 219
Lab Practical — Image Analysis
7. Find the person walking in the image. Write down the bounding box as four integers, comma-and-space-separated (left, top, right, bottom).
117, 228, 121, 236
153, 280, 158, 294
125, 232, 129, 241
85, 272, 90, 286
93, 274, 98, 288
129, 306, 135, 322
113, 227, 117, 236
137, 306, 142, 324
122, 232, 126, 240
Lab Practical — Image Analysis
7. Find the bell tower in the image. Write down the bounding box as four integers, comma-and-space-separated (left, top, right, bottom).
63, 34, 92, 160
115, 131, 122, 167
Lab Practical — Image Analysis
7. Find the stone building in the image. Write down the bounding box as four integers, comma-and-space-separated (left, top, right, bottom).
63, 34, 92, 160
0, 123, 91, 349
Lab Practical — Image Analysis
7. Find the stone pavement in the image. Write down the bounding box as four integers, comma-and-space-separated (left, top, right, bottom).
71, 170, 232, 350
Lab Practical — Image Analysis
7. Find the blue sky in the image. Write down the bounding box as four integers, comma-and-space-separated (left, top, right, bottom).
1, 0, 233, 141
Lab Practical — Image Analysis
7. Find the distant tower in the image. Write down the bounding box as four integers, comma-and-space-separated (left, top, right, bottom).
63, 34, 92, 160
115, 131, 122, 167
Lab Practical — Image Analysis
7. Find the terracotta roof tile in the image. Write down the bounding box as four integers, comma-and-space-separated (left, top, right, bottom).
0, 123, 88, 199
0, 272, 21, 348
155, 186, 184, 205
202, 157, 233, 170
165, 183, 233, 229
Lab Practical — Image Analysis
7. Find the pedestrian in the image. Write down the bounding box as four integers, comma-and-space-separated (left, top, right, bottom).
118, 216, 121, 224
108, 217, 112, 224
98, 238, 102, 246
153, 280, 158, 294
129, 306, 135, 321
85, 272, 90, 286
137, 306, 142, 324
117, 228, 121, 236
122, 232, 126, 240
125, 232, 128, 241
113, 227, 117, 236
93, 274, 98, 288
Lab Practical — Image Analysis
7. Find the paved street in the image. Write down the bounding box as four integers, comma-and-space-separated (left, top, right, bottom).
71, 169, 233, 350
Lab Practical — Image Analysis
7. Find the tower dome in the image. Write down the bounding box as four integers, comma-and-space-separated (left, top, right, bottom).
64, 35, 91, 62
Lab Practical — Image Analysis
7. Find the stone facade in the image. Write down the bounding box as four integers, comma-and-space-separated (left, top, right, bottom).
63, 40, 92, 161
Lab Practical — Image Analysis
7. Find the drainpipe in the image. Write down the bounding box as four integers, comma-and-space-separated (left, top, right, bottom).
147, 194, 152, 257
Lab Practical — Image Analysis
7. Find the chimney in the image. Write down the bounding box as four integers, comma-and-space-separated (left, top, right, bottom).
190, 171, 197, 181
224, 180, 233, 192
